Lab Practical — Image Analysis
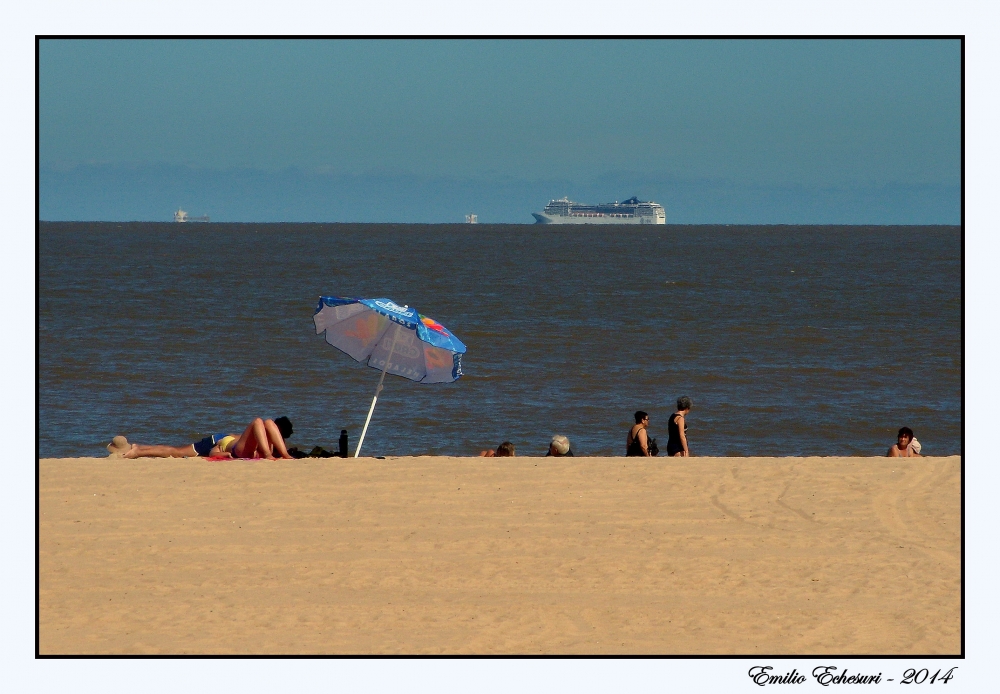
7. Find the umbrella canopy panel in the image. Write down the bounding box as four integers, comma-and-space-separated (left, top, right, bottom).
314, 297, 465, 384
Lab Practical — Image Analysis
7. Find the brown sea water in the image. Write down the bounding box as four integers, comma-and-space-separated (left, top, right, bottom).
38, 222, 961, 458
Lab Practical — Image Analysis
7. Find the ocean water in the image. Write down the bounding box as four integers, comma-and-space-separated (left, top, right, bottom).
39, 223, 961, 458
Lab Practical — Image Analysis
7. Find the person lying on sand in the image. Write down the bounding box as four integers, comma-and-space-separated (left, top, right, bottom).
479, 442, 515, 457
108, 417, 294, 460
887, 427, 922, 457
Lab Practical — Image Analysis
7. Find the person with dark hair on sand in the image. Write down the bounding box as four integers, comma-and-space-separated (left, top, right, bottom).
479, 441, 515, 457
626, 411, 651, 456
108, 417, 295, 460
887, 427, 922, 457
667, 397, 692, 457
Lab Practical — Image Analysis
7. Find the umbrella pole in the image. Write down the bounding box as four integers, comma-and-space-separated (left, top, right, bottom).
354, 366, 387, 457
355, 333, 396, 458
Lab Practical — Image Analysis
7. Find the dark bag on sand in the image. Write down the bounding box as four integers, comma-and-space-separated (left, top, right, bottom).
286, 446, 335, 459
648, 438, 659, 456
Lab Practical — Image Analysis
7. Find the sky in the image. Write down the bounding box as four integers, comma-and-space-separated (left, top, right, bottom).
39, 38, 960, 223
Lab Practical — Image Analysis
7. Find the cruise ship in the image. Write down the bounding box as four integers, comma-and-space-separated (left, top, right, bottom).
532, 196, 666, 224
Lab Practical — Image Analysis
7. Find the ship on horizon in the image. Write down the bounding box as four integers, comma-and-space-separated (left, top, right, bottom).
174, 208, 210, 223
532, 196, 666, 224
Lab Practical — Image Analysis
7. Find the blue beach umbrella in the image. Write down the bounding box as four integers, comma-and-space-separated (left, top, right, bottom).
313, 296, 467, 457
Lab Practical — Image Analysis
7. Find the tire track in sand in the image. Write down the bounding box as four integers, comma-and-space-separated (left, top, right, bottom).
776, 477, 819, 524
872, 459, 958, 566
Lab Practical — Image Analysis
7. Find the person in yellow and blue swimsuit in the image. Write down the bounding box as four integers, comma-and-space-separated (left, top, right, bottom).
108, 417, 294, 460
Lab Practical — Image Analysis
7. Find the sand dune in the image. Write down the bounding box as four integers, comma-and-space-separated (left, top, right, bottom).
39, 455, 960, 655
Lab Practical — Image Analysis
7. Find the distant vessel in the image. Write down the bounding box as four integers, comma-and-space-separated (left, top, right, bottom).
465, 214, 478, 224
174, 208, 210, 223
532, 196, 666, 224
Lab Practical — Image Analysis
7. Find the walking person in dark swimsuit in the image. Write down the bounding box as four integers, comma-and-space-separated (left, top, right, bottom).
666, 397, 692, 457
626, 411, 651, 456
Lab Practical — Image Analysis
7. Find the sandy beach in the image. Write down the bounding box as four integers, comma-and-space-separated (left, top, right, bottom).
39, 455, 960, 655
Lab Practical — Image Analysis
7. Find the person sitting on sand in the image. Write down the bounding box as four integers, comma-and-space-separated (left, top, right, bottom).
479, 441, 515, 457
108, 417, 294, 460
626, 411, 651, 456
887, 427, 922, 457
545, 435, 573, 456
667, 397, 692, 457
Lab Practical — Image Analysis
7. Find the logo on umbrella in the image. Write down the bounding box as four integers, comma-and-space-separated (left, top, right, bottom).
420, 315, 451, 335
344, 313, 383, 345
424, 347, 451, 369
374, 299, 412, 316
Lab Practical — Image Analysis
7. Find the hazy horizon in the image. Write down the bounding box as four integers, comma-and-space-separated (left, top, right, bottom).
39, 39, 960, 224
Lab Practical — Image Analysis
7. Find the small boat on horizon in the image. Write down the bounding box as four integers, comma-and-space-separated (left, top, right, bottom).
174, 208, 210, 223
